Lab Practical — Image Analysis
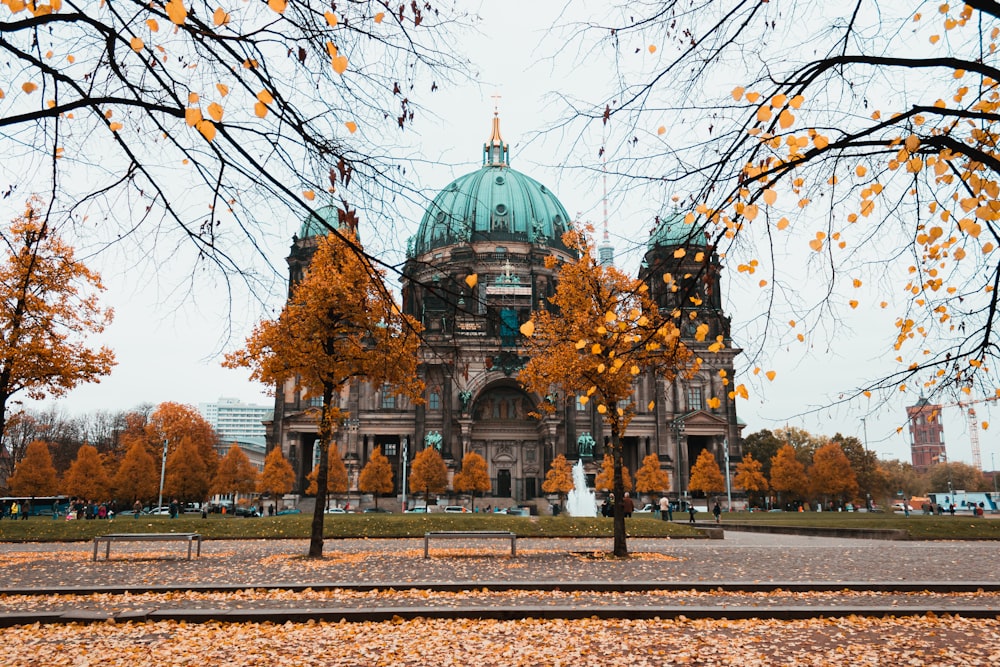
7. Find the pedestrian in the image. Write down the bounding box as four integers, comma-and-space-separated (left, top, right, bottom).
712, 501, 721, 524
658, 495, 670, 522
623, 492, 634, 518
169, 499, 179, 519
688, 504, 696, 524
601, 497, 610, 518
20, 500, 29, 520
133, 499, 142, 519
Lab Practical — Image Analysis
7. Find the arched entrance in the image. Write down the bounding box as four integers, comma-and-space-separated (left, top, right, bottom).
468, 383, 544, 501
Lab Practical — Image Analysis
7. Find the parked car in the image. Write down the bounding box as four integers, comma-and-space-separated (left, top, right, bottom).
143, 506, 171, 515
363, 507, 391, 514
634, 503, 655, 513
325, 507, 348, 514
275, 507, 301, 515
404, 506, 427, 513
233, 506, 259, 518
500, 507, 530, 516
443, 505, 469, 513
892, 502, 915, 512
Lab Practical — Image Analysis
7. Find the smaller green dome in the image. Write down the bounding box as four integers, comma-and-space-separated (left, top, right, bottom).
648, 210, 704, 249
298, 205, 341, 238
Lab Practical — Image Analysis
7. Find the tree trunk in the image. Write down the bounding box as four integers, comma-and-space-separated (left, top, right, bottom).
611, 424, 628, 557
308, 386, 335, 558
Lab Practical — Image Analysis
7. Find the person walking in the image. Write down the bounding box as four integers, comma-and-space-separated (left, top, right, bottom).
658, 495, 670, 521
623, 493, 634, 518
712, 501, 722, 524
688, 504, 696, 524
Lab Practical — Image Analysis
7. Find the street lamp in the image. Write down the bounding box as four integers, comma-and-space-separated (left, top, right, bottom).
157, 440, 168, 511
400, 436, 408, 513
723, 438, 732, 511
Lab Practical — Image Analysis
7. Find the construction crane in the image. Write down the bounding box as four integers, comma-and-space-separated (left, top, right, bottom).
933, 396, 997, 471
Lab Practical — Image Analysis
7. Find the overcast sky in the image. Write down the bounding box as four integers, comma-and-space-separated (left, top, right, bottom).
25, 1, 1000, 471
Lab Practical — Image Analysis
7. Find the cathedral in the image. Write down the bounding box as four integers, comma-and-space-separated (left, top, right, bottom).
265, 115, 744, 508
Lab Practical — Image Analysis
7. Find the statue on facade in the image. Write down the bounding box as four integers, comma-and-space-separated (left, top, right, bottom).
577, 432, 595, 460
459, 390, 472, 413
425, 431, 443, 450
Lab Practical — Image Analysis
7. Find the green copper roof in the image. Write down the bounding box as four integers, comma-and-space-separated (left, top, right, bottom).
410, 116, 572, 256
647, 210, 704, 249
298, 205, 340, 238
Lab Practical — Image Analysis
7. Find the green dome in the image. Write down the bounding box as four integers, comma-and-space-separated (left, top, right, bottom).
410, 115, 572, 256
647, 210, 704, 249
298, 205, 340, 238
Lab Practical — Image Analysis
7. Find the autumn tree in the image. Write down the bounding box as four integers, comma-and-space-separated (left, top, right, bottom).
832, 433, 885, 506
226, 230, 423, 558
541, 454, 575, 509
769, 444, 809, 505
564, 3, 1000, 423
741, 430, 783, 481
146, 403, 220, 482
111, 440, 158, 506
358, 446, 394, 510
163, 436, 210, 504
593, 452, 633, 494
61, 444, 110, 501
809, 443, 860, 505
0, 3, 468, 300
258, 447, 294, 502
8, 440, 58, 497
409, 446, 448, 504
634, 453, 671, 500
452, 451, 491, 511
688, 449, 725, 499
520, 227, 693, 556
0, 199, 115, 462
927, 461, 990, 493
306, 443, 349, 510
213, 444, 260, 505
733, 453, 769, 508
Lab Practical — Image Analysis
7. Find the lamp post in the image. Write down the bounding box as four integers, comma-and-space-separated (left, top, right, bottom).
723, 438, 732, 511
672, 418, 685, 504
861, 417, 872, 510
157, 440, 168, 511
400, 436, 408, 513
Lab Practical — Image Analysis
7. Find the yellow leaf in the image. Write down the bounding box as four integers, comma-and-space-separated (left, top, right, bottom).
21, 82, 37, 94
604, 311, 616, 323
630, 365, 640, 375
197, 119, 216, 141
789, 95, 804, 109
254, 102, 268, 118
303, 190, 315, 201
763, 189, 777, 205
673, 248, 686, 258
345, 121, 358, 133
519, 320, 535, 337
325, 11, 339, 27
776, 217, 789, 230
904, 134, 921, 152
188, 92, 199, 104
765, 370, 776, 381
731, 86, 744, 101
575, 339, 587, 350
109, 122, 123, 132
694, 323, 709, 342
591, 343, 603, 355
216, 83, 229, 97
165, 0, 187, 25
579, 395, 589, 405
707, 397, 721, 409
268, 0, 287, 12
809, 238, 823, 252
756, 105, 772, 122
657, 126, 666, 135
130, 37, 144, 52
648, 44, 657, 53
213, 8, 230, 26
465, 274, 478, 289
746, 91, 760, 103
930, 34, 940, 44
332, 55, 349, 74
375, 12, 385, 23
778, 109, 794, 128
856, 165, 867, 177
814, 135, 829, 149
648, 401, 655, 411
146, 18, 159, 31
743, 204, 759, 220
853, 278, 863, 288
207, 102, 223, 121
597, 404, 607, 414
185, 107, 202, 126
849, 299, 859, 309
257, 90, 274, 105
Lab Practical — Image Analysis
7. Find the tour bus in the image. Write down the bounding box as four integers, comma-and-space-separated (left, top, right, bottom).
0, 495, 71, 518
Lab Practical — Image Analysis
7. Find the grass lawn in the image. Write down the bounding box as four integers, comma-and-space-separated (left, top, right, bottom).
0, 510, 996, 541
0, 512, 702, 542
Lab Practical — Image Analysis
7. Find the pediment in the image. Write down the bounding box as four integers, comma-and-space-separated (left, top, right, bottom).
677, 410, 730, 435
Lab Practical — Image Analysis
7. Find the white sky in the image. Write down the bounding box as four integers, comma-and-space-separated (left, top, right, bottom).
29, 1, 1000, 471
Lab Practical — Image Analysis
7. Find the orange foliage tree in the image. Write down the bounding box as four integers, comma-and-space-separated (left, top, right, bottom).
769, 444, 809, 506
452, 451, 491, 511
358, 445, 394, 510
541, 454, 575, 508
634, 453, 671, 499
688, 448, 725, 498
8, 440, 58, 497
146, 403, 220, 482
593, 453, 633, 494
213, 444, 260, 505
258, 447, 295, 503
409, 446, 448, 504
306, 444, 349, 510
163, 436, 210, 504
225, 230, 423, 557
809, 442, 860, 505
112, 440, 159, 505
0, 199, 115, 463
61, 444, 110, 501
733, 453, 769, 508
519, 227, 694, 556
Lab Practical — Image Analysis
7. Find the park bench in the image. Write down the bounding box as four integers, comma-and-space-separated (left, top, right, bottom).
423, 530, 517, 558
92, 533, 202, 561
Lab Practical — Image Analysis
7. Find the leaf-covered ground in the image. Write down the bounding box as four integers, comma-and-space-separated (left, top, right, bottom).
3, 615, 998, 666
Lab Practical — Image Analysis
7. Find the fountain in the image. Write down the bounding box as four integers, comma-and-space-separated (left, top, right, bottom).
565, 459, 598, 517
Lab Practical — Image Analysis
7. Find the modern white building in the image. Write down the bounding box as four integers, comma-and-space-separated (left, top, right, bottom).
199, 397, 272, 449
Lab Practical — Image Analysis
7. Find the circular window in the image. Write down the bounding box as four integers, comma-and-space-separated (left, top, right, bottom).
495, 204, 507, 215
495, 175, 506, 186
